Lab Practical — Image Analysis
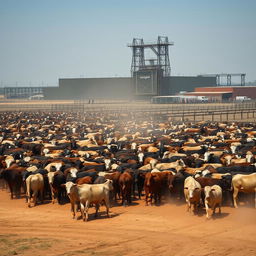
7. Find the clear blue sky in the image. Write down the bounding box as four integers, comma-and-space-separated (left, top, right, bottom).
0, 0, 255, 86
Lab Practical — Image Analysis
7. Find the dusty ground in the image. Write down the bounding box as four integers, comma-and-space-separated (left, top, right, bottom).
0, 189, 255, 256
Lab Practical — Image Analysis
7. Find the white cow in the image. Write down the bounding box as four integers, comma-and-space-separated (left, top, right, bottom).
64, 179, 113, 221
26, 173, 44, 207
232, 173, 256, 208
184, 176, 201, 214
204, 185, 222, 219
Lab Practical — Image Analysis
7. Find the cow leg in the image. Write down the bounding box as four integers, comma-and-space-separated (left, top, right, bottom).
193, 203, 197, 215
105, 198, 110, 218
80, 202, 85, 221
155, 193, 158, 206
158, 193, 161, 205
212, 204, 216, 215
233, 188, 239, 208
138, 187, 142, 200
205, 202, 210, 219
33, 191, 37, 207
218, 203, 221, 214
71, 202, 75, 219
57, 190, 62, 204
94, 204, 99, 218
49, 185, 55, 204
145, 187, 149, 206
128, 190, 132, 205
40, 188, 44, 204
122, 190, 126, 207
145, 192, 148, 206
27, 196, 31, 208
85, 201, 90, 221
51, 192, 55, 204
150, 193, 153, 206
186, 200, 191, 213
132, 182, 136, 199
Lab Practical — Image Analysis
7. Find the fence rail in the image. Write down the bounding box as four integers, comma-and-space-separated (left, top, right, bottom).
1, 101, 256, 122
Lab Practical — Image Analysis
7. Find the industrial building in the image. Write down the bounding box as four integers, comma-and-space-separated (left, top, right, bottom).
43, 36, 216, 100
43, 75, 216, 100
3, 87, 43, 99
185, 86, 256, 102
1, 36, 253, 101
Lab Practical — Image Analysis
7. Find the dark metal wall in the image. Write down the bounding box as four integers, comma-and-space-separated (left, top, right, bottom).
43, 76, 216, 100
44, 77, 132, 100
160, 76, 216, 95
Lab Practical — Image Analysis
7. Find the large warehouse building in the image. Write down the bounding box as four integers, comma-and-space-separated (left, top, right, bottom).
43, 36, 217, 100
43, 75, 216, 100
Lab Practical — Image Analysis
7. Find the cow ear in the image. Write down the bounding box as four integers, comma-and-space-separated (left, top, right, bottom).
60, 184, 66, 188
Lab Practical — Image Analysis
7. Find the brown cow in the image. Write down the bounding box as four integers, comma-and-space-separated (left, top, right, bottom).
76, 176, 93, 185
105, 171, 121, 201
119, 171, 133, 206
0, 167, 26, 199
144, 171, 174, 206
144, 172, 162, 206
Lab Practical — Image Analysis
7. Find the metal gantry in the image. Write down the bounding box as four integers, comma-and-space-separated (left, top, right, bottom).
203, 73, 246, 86
128, 36, 174, 77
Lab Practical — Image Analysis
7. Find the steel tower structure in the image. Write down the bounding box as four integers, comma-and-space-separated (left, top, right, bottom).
128, 36, 174, 77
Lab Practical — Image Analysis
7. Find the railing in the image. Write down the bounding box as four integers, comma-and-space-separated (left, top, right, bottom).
0, 101, 256, 122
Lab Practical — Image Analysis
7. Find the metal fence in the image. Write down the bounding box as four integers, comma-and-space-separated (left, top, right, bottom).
0, 100, 256, 122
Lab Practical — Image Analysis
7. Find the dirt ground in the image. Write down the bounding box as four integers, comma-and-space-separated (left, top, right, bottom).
0, 189, 255, 256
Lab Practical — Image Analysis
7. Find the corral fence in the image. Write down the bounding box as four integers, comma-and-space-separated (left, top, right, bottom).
0, 100, 256, 122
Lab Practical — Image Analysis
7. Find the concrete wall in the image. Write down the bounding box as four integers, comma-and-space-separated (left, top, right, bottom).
43, 76, 216, 100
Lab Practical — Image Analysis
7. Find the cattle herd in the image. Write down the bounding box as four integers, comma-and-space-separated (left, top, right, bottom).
0, 111, 256, 221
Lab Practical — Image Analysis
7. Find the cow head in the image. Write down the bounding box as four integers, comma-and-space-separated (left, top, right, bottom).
105, 179, 114, 191
5, 156, 14, 168
138, 152, 144, 164
204, 186, 215, 200
162, 151, 170, 159
131, 142, 137, 150
184, 186, 201, 199
225, 155, 232, 166
246, 152, 253, 163
54, 162, 63, 171
64, 181, 76, 195
47, 171, 56, 184
230, 145, 237, 154
69, 168, 78, 178
104, 158, 111, 170
204, 152, 211, 162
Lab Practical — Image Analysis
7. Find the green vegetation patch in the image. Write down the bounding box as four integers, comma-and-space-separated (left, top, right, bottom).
0, 234, 58, 256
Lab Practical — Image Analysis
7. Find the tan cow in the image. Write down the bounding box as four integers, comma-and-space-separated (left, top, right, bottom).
204, 185, 222, 219
26, 173, 44, 207
232, 173, 256, 208
184, 176, 201, 214
65, 180, 113, 221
